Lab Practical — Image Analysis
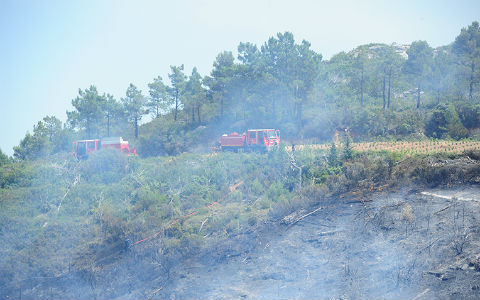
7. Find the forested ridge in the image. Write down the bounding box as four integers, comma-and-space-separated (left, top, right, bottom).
1, 21, 480, 161
1, 21, 480, 299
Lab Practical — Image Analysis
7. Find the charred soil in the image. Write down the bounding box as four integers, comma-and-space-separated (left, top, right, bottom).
147, 185, 480, 300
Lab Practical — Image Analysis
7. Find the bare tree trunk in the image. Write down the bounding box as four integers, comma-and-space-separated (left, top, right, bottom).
387, 70, 392, 109
417, 86, 421, 109
360, 65, 364, 106
470, 61, 475, 100
221, 97, 224, 117
135, 116, 138, 138
86, 117, 91, 139
297, 101, 303, 128
107, 114, 110, 137
382, 74, 386, 110
174, 90, 179, 121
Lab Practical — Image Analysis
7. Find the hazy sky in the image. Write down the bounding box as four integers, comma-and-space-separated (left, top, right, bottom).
1, 0, 479, 155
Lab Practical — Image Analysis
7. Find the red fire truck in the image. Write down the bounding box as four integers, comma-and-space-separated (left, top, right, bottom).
72, 137, 137, 158
217, 129, 280, 152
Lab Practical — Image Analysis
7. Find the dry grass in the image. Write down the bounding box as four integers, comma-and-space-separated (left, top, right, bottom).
286, 140, 480, 156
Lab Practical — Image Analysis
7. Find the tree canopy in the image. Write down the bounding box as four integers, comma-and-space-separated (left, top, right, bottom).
10, 24, 480, 159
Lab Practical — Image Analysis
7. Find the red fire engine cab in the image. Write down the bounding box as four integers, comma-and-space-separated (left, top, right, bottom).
72, 137, 137, 159
218, 129, 280, 152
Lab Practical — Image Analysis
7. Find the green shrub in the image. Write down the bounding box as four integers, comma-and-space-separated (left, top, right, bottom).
79, 148, 129, 184
328, 142, 338, 166
257, 196, 273, 209
250, 179, 264, 195
342, 134, 353, 161
0, 162, 35, 188
426, 104, 469, 140
267, 180, 289, 202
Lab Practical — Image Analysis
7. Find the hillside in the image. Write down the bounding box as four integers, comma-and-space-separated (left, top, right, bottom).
1, 20, 480, 300
2, 145, 480, 298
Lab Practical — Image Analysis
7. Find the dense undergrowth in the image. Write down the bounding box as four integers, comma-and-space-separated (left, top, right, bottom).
1, 146, 480, 297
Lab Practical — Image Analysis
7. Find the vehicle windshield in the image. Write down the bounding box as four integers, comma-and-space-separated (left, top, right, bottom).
77, 142, 86, 155
266, 131, 276, 139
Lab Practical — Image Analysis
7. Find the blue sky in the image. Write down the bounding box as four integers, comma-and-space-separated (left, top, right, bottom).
1, 0, 479, 155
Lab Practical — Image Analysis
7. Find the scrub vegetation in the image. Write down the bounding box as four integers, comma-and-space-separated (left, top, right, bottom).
2, 144, 480, 298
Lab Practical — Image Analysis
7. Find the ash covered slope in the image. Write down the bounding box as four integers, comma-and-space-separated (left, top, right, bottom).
158, 186, 480, 300
2, 149, 480, 299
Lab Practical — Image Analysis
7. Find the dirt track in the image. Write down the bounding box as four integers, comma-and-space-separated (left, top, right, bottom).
152, 185, 480, 300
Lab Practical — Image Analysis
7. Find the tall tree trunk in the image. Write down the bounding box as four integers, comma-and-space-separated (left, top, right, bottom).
382, 74, 386, 110
86, 117, 91, 139
197, 106, 201, 123
107, 114, 110, 137
174, 90, 179, 121
470, 61, 475, 100
417, 85, 421, 109
134, 117, 138, 138
192, 106, 195, 123
360, 65, 364, 106
297, 100, 303, 128
221, 97, 224, 117
387, 70, 391, 109
294, 84, 299, 120
293, 102, 297, 121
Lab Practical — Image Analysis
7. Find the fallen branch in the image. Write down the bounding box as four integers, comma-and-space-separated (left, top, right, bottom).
298, 220, 336, 228
290, 206, 324, 226
412, 288, 430, 300
132, 169, 145, 187
434, 205, 452, 215
199, 217, 208, 233
147, 287, 163, 299
417, 238, 440, 255
317, 230, 338, 237
57, 174, 80, 213
345, 198, 373, 204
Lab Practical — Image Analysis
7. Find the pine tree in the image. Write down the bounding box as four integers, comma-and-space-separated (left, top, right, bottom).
342, 134, 353, 161
328, 142, 338, 166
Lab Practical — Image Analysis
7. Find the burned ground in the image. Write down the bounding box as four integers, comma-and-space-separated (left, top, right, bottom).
147, 185, 480, 300
8, 187, 480, 300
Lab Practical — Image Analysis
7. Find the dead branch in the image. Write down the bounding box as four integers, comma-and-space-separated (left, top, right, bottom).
434, 205, 452, 215
416, 238, 440, 255
199, 217, 208, 233
57, 174, 80, 213
317, 230, 339, 236
412, 288, 430, 300
289, 206, 324, 226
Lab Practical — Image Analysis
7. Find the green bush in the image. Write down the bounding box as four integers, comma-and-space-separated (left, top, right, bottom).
0, 148, 9, 166
267, 180, 289, 202
0, 162, 35, 188
425, 104, 468, 140
79, 148, 129, 184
